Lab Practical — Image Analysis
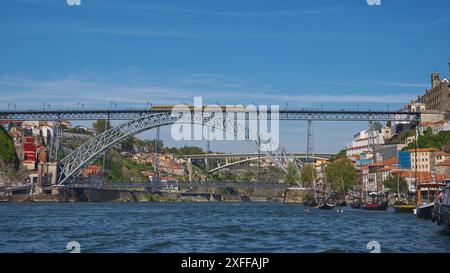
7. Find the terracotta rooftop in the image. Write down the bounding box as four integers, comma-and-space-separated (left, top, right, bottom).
369, 157, 398, 167
409, 148, 439, 152
436, 160, 450, 166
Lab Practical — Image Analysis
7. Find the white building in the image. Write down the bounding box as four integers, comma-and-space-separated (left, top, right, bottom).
346, 129, 385, 157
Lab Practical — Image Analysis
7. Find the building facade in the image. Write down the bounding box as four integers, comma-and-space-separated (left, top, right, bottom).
410, 148, 439, 172
422, 72, 450, 112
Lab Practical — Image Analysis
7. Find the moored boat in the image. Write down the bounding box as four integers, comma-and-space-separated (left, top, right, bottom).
363, 202, 388, 211
318, 201, 336, 209
416, 202, 435, 218
434, 179, 450, 233
363, 192, 389, 211
392, 202, 415, 213
414, 183, 444, 219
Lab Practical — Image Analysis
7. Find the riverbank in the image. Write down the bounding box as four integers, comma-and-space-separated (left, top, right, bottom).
0, 188, 309, 203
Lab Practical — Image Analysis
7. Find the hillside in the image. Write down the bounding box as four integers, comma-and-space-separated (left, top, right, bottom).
404, 128, 450, 152
0, 126, 19, 169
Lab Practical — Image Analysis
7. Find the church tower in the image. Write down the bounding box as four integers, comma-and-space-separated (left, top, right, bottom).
431, 71, 440, 88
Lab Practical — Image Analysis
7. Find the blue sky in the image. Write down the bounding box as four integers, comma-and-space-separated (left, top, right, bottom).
1, 0, 449, 153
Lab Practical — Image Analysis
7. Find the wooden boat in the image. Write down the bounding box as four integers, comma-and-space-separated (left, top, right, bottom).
434, 180, 450, 233
363, 202, 388, 211
318, 202, 336, 210
392, 202, 415, 213
363, 192, 388, 211
414, 183, 444, 219
416, 202, 435, 218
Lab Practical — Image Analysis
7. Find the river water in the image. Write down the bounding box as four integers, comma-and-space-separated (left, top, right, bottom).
0, 202, 448, 253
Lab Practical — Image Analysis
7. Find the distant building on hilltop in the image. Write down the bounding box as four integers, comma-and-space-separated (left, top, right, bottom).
417, 71, 450, 112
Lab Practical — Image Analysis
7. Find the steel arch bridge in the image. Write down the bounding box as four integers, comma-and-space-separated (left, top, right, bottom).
206, 155, 330, 174
56, 111, 303, 185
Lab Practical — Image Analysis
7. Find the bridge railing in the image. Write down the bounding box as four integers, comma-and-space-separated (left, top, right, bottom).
0, 109, 420, 121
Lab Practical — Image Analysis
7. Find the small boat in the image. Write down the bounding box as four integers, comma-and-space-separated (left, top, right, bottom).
363, 202, 388, 211
392, 202, 415, 213
318, 201, 336, 209
336, 200, 347, 206
434, 179, 450, 233
415, 183, 444, 219
363, 192, 389, 211
416, 202, 435, 218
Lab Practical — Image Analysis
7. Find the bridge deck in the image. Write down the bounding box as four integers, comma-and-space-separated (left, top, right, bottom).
0, 109, 420, 121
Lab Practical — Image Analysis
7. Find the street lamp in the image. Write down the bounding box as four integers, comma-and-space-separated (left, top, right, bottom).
110, 102, 117, 110
77, 102, 84, 110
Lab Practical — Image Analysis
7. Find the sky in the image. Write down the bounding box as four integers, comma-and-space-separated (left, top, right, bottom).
0, 0, 449, 153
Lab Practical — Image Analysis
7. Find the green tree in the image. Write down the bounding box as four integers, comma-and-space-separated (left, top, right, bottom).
0, 126, 19, 168
331, 149, 347, 161
121, 137, 135, 152
300, 164, 316, 187
404, 129, 450, 150
221, 171, 238, 182
284, 161, 300, 184
241, 171, 254, 182
325, 158, 356, 194
372, 121, 383, 131
93, 119, 112, 134
383, 174, 409, 194
171, 146, 204, 155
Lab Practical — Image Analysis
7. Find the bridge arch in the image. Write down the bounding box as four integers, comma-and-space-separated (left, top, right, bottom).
57, 111, 303, 185
207, 155, 330, 174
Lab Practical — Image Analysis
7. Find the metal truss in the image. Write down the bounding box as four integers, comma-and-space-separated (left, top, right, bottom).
56, 111, 302, 185
0, 109, 420, 122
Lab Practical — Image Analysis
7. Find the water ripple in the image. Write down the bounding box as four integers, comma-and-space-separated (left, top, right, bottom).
0, 202, 449, 252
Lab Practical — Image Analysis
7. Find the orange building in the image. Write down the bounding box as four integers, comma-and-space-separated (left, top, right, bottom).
82, 165, 101, 177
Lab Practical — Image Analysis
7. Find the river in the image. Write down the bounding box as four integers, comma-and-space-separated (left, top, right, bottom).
0, 202, 448, 253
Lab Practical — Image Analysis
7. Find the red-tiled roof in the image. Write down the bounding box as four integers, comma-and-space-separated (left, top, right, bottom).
369, 157, 398, 167
391, 170, 450, 183
409, 148, 439, 152
436, 160, 450, 166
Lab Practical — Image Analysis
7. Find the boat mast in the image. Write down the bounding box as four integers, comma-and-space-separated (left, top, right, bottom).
313, 164, 318, 204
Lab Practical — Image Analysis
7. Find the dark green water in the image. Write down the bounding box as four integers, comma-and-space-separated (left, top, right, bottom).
0, 202, 449, 252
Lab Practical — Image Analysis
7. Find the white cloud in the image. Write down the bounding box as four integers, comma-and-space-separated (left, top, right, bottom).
0, 73, 416, 110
